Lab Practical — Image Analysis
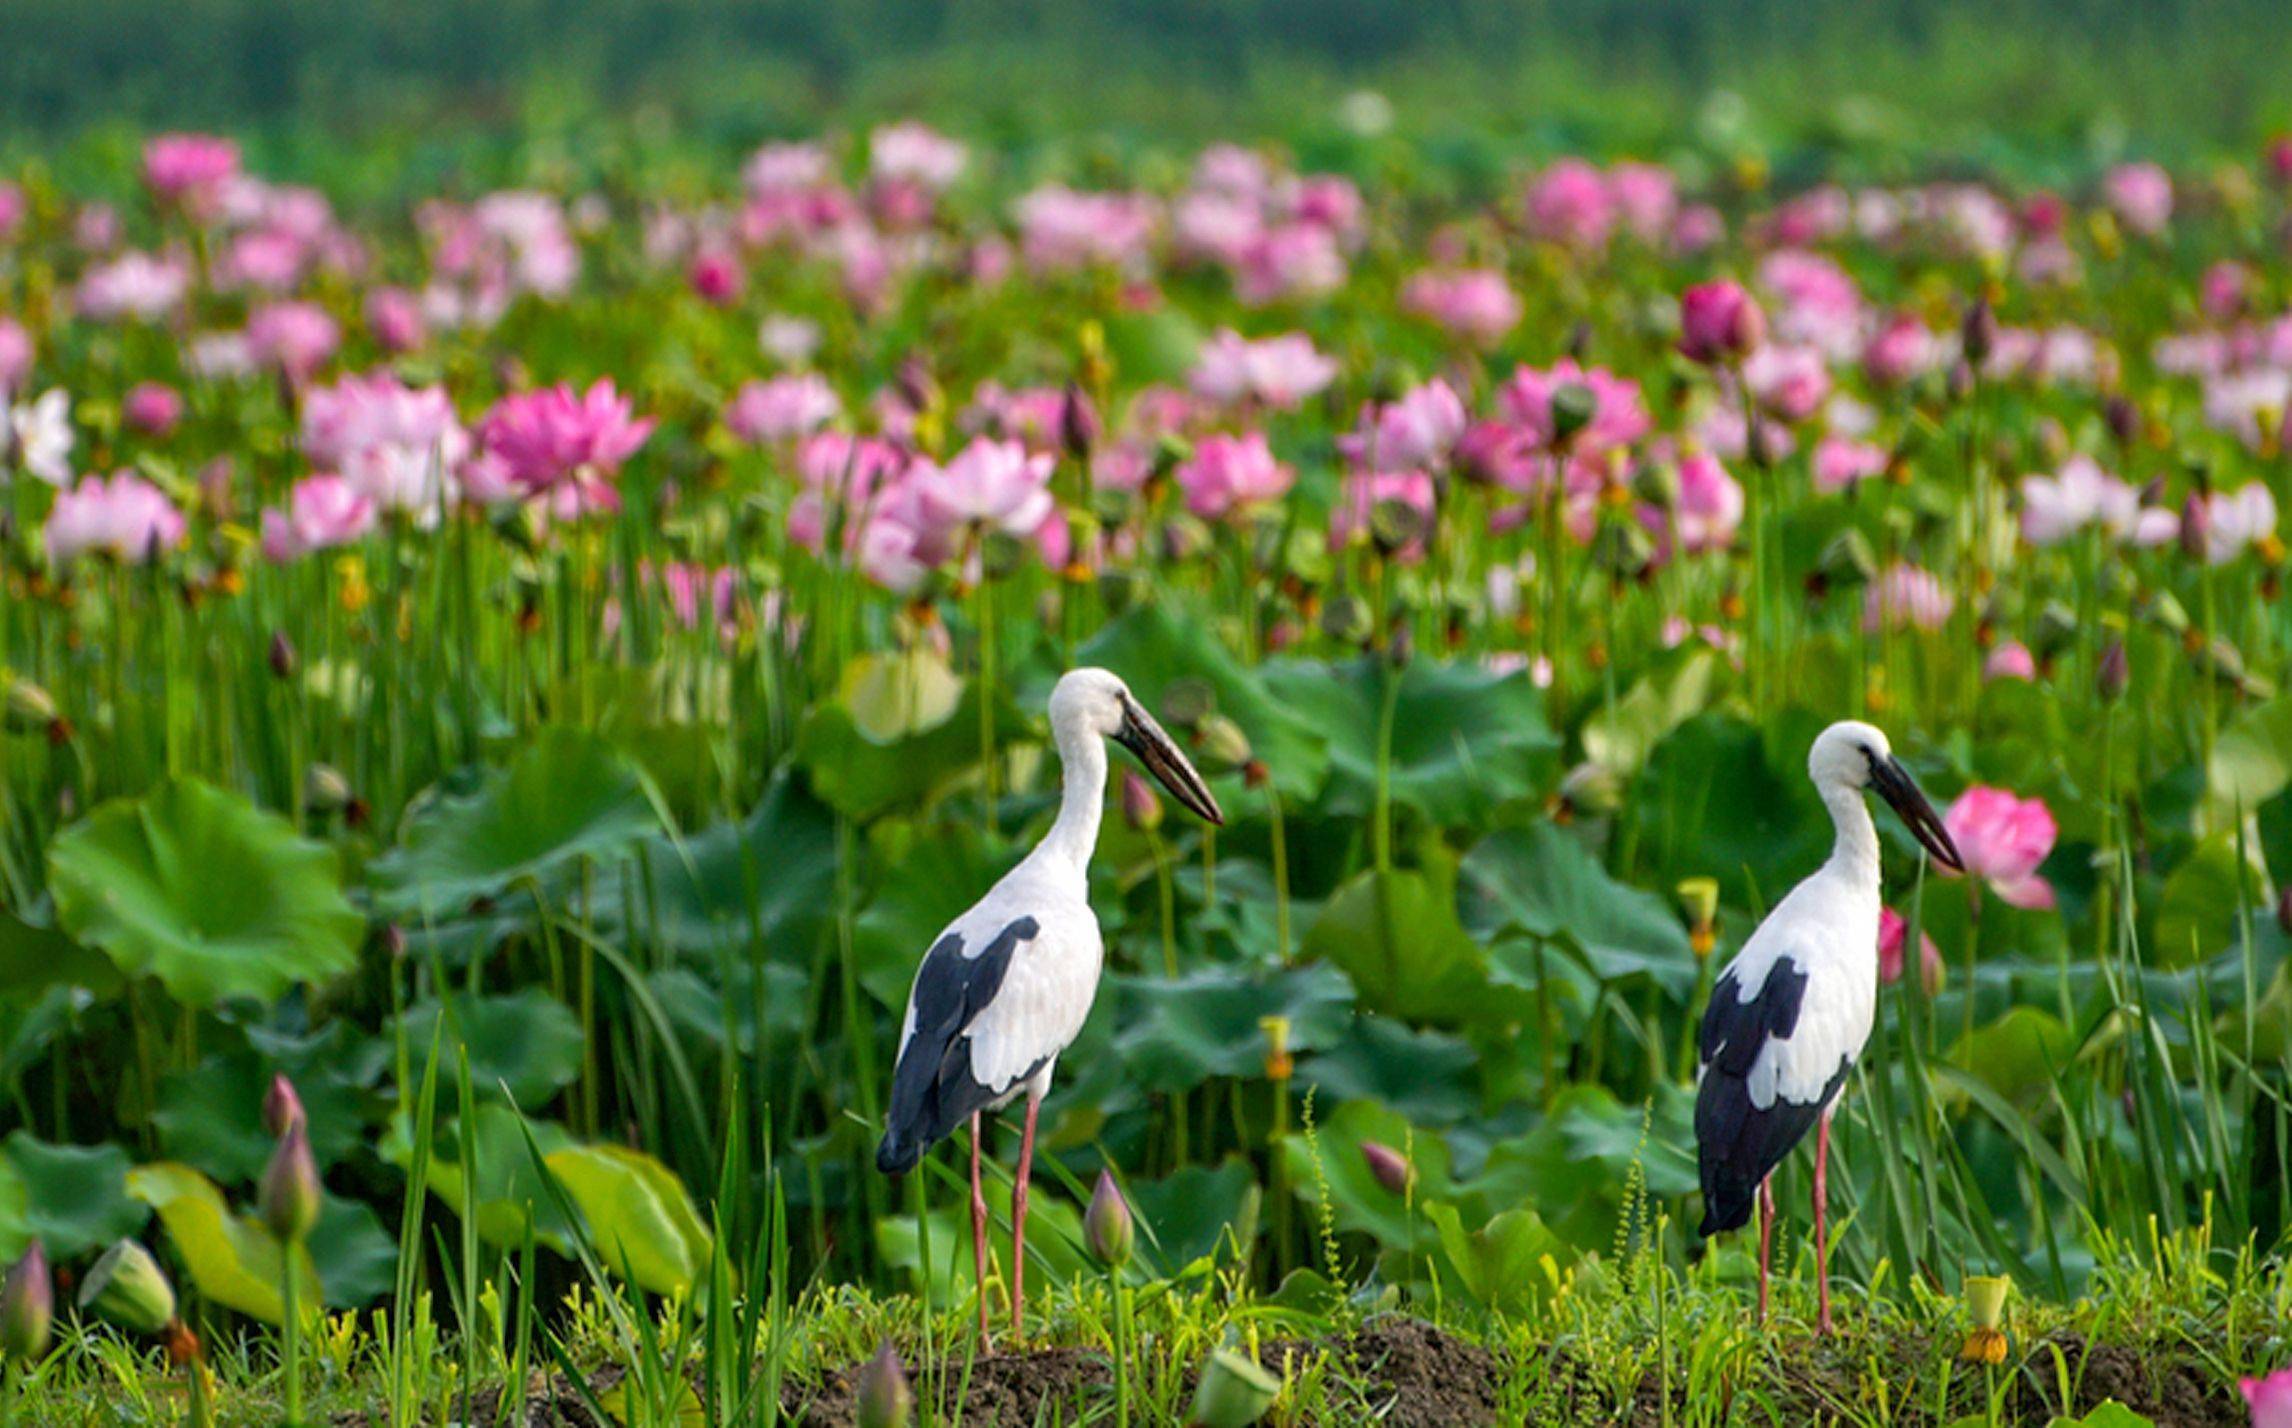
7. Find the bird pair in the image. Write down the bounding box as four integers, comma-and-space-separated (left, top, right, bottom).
873, 668, 1965, 1344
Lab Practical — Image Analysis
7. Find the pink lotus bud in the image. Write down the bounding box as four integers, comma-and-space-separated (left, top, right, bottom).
1678, 281, 1764, 365
123, 382, 183, 436
1121, 769, 1163, 833
260, 1119, 321, 1244
0, 1242, 51, 1363
264, 1073, 305, 1137
855, 1339, 913, 1428
1361, 1141, 1413, 1197
1083, 1169, 1134, 1269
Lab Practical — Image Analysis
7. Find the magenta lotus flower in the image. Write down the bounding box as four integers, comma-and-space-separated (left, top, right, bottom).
2244, 1367, 2292, 1428
122, 382, 183, 437
478, 379, 656, 516
689, 247, 745, 307
261, 474, 376, 562
1497, 360, 1650, 454
245, 301, 342, 382
142, 133, 240, 208
1878, 908, 1944, 992
1813, 436, 1887, 493
1670, 452, 1743, 553
1864, 562, 1954, 634
1342, 381, 1467, 470
916, 437, 1054, 546
727, 375, 841, 444
2103, 162, 2173, 236
1678, 281, 1765, 366
1862, 313, 1936, 388
1984, 642, 2037, 681
1190, 330, 1337, 410
1177, 433, 1293, 521
365, 287, 428, 354
1401, 268, 1521, 346
0, 320, 31, 400
1523, 159, 1616, 248
1942, 786, 2057, 910
46, 471, 187, 566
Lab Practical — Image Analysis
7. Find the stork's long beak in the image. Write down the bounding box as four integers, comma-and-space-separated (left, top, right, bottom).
1115, 693, 1225, 825
1869, 755, 1963, 872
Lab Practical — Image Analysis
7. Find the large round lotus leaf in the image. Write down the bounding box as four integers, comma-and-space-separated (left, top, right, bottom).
307, 1193, 397, 1309
1109, 963, 1355, 1093
543, 1143, 712, 1296
1459, 822, 1695, 994
0, 1132, 149, 1261
396, 990, 585, 1108
1126, 1159, 1261, 1276
47, 778, 362, 1008
152, 1050, 366, 1182
1425, 1202, 1574, 1318
0, 910, 123, 1002
126, 1162, 321, 1327
372, 726, 662, 917
382, 1104, 578, 1253
1277, 1099, 1454, 1252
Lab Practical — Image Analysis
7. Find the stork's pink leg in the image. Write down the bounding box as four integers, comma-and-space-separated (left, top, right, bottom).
1011, 1094, 1041, 1347
1756, 1176, 1776, 1326
969, 1112, 991, 1342
1814, 1112, 1834, 1334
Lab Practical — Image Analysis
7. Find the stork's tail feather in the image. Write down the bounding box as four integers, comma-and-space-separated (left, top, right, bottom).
875, 1130, 922, 1177
1697, 1184, 1755, 1239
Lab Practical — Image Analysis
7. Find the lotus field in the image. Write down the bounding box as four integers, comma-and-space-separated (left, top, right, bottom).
3, 125, 2292, 1425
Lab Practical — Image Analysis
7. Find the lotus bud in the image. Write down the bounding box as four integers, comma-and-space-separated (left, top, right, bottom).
1959, 1274, 2011, 1364
1361, 1141, 1413, 1197
0, 1242, 51, 1364
2105, 394, 2141, 448
267, 630, 297, 680
1960, 299, 1998, 368
1549, 382, 1597, 446
2142, 589, 2189, 636
1194, 714, 1252, 773
79, 1240, 177, 1336
3, 675, 57, 735
264, 1073, 306, 1137
893, 357, 937, 416
1083, 1170, 1134, 1270
1676, 878, 1721, 957
2096, 638, 2129, 703
303, 762, 352, 815
1189, 1347, 1282, 1427
1120, 769, 1163, 834
1368, 498, 1426, 558
854, 1338, 914, 1428
1677, 281, 1764, 366
2179, 491, 2211, 562
1059, 383, 1099, 463
260, 1119, 322, 1245
1160, 677, 1216, 730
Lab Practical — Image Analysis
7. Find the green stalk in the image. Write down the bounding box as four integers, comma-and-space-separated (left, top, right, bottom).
281, 1261, 302, 1427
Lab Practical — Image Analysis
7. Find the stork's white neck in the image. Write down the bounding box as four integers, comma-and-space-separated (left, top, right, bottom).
1032, 707, 1108, 877
1819, 779, 1882, 889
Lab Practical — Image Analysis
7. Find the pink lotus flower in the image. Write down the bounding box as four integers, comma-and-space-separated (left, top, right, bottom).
75, 251, 191, 322
1401, 268, 1521, 346
1813, 436, 1887, 493
302, 372, 470, 521
1864, 563, 1955, 633
2203, 483, 2278, 564
2018, 456, 2145, 546
1984, 642, 2037, 681
245, 302, 341, 382
689, 247, 744, 307
1341, 381, 1467, 470
726, 375, 840, 444
123, 383, 183, 436
1878, 907, 1944, 992
1678, 281, 1765, 365
1332, 470, 1436, 556
1669, 452, 1743, 552
1863, 313, 1936, 387
1608, 162, 1678, 242
1176, 433, 1293, 521
260, 474, 377, 561
1014, 186, 1159, 273
1234, 223, 1345, 304
365, 287, 428, 354
1498, 360, 1651, 455
142, 133, 240, 208
870, 122, 968, 192
2244, 1366, 2292, 1428
1942, 786, 2057, 910
477, 379, 655, 517
916, 437, 1055, 549
0, 320, 32, 400
46, 471, 187, 565
1742, 344, 1832, 423
1190, 330, 1337, 410
1523, 160, 1616, 248
2103, 162, 2173, 236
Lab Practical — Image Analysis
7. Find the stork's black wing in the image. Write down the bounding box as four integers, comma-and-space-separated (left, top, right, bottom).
1694, 956, 1849, 1236
875, 915, 1040, 1175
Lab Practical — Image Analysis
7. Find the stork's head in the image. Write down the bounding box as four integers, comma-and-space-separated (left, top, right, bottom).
1051, 668, 1225, 825
1809, 720, 1963, 871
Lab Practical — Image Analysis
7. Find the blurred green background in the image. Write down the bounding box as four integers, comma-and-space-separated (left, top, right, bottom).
8, 1, 2289, 195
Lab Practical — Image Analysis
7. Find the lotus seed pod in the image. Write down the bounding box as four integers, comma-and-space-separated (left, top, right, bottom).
0, 1242, 52, 1363
1193, 714, 1251, 771
79, 1240, 177, 1336
1083, 1170, 1134, 1270
1549, 382, 1597, 444
1188, 1347, 1281, 1427
854, 1338, 914, 1428
1159, 676, 1216, 729
260, 1119, 322, 1245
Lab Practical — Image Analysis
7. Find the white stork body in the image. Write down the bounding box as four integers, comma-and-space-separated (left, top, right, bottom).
875, 667, 1221, 1343
1694, 720, 1961, 1332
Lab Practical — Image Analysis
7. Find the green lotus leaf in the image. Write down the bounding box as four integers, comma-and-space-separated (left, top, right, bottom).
1278, 1100, 1453, 1252
126, 1161, 321, 1327
1459, 822, 1695, 993
396, 990, 585, 1107
1426, 1201, 1576, 1317
542, 1144, 713, 1296
1, 1133, 149, 1261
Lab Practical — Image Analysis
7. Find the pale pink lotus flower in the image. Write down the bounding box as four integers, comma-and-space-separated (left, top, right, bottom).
1942, 786, 2058, 909
1766, 186, 1852, 246
1878, 907, 1944, 991
870, 122, 968, 191
365, 287, 428, 354
2244, 1366, 2292, 1428
215, 226, 308, 292
75, 250, 191, 322
760, 315, 823, 367
1864, 562, 1954, 633
1863, 313, 1936, 387
2103, 162, 2173, 236
245, 302, 341, 381
302, 372, 471, 521
1014, 186, 1159, 273
142, 133, 240, 208
1234, 223, 1345, 304
73, 202, 123, 253
2204, 483, 2279, 564
0, 181, 22, 241
1668, 452, 1743, 552
2019, 456, 2142, 546
1813, 436, 1887, 493
1341, 380, 1467, 470
1984, 642, 2037, 681
1522, 160, 1616, 248
2202, 369, 2292, 450
0, 320, 30, 401
1670, 204, 1725, 253
45, 471, 186, 565
1401, 268, 1521, 346
1742, 344, 1832, 423
7, 388, 73, 486
1287, 175, 1365, 242
915, 438, 1055, 554
1190, 330, 1337, 410
1607, 162, 1677, 242
787, 432, 910, 552
1678, 281, 1764, 365
1175, 187, 1265, 265
123, 382, 183, 436
260, 474, 378, 561
477, 379, 655, 518
726, 375, 840, 444
2202, 261, 2251, 321
1176, 433, 1293, 521
1331, 469, 1436, 556
1758, 250, 1865, 362
742, 142, 832, 197
186, 332, 255, 382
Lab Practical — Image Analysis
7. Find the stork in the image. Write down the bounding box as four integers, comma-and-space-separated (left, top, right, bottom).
875, 667, 1223, 1343
1694, 720, 1962, 1333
